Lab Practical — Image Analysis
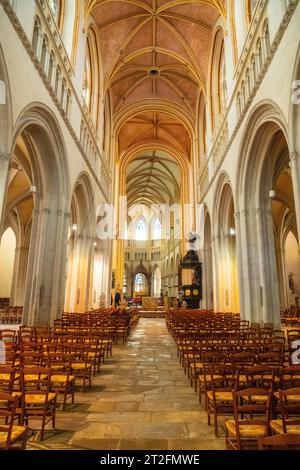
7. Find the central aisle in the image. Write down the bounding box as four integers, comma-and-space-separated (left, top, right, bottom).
31, 318, 224, 450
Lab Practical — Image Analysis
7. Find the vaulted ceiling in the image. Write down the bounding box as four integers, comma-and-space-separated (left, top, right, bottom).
5, 136, 34, 238
87, 1, 224, 208
126, 150, 181, 207
88, 0, 224, 117
118, 111, 190, 157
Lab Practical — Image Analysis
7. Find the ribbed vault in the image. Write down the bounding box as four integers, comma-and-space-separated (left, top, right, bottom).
88, 0, 224, 116
126, 150, 181, 207
87, 1, 224, 214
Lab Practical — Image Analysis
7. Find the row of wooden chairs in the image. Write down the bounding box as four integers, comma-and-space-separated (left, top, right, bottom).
0, 309, 140, 448
281, 306, 300, 327
0, 307, 23, 325
167, 310, 300, 450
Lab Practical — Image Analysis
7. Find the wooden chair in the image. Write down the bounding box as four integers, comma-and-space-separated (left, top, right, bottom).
0, 392, 27, 450
206, 365, 237, 437
198, 352, 227, 404
0, 366, 20, 394
257, 433, 300, 450
85, 336, 105, 375
257, 352, 284, 367
68, 344, 93, 389
0, 329, 17, 344
225, 388, 272, 450
245, 365, 276, 393
20, 351, 43, 368
21, 367, 57, 441
189, 346, 205, 391
271, 388, 300, 435
279, 365, 300, 389
47, 352, 75, 409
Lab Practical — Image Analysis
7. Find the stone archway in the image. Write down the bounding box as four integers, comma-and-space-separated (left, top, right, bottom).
0, 44, 13, 232
289, 42, 300, 239
64, 173, 95, 313
203, 207, 214, 310
236, 101, 296, 326
6, 103, 70, 325
213, 173, 239, 313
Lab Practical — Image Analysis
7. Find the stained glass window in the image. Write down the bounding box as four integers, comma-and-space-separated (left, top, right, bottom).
134, 273, 147, 292
135, 218, 147, 241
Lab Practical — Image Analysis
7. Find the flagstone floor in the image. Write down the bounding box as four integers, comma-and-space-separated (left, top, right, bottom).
28, 318, 225, 450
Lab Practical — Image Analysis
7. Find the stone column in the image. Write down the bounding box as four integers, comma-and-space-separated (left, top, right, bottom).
55, 211, 70, 318
275, 240, 288, 307
235, 211, 246, 318
0, 152, 10, 234
202, 244, 213, 310
211, 234, 221, 312
290, 152, 300, 242
238, 208, 262, 323
23, 208, 40, 325
105, 239, 113, 306
255, 207, 281, 327
72, 234, 95, 312
10, 245, 29, 306
23, 206, 69, 326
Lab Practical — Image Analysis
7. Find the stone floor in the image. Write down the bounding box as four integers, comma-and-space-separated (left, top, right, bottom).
27, 318, 225, 450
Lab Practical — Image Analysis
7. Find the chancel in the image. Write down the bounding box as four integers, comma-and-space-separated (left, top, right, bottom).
0, 0, 300, 453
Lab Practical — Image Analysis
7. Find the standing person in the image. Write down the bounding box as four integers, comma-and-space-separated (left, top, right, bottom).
114, 290, 121, 307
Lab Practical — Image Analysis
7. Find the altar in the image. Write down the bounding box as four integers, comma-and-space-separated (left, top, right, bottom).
142, 297, 159, 309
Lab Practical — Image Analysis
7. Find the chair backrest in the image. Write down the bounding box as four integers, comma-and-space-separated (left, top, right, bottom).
232, 388, 272, 447
280, 366, 300, 389
209, 364, 238, 392
277, 388, 300, 431
47, 352, 71, 371
0, 330, 17, 344
0, 366, 17, 393
20, 351, 43, 367
21, 366, 51, 396
202, 352, 227, 364
257, 351, 284, 366
231, 352, 255, 366
245, 365, 275, 390
250, 323, 260, 330
233, 388, 272, 416
0, 392, 18, 449
257, 433, 300, 450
